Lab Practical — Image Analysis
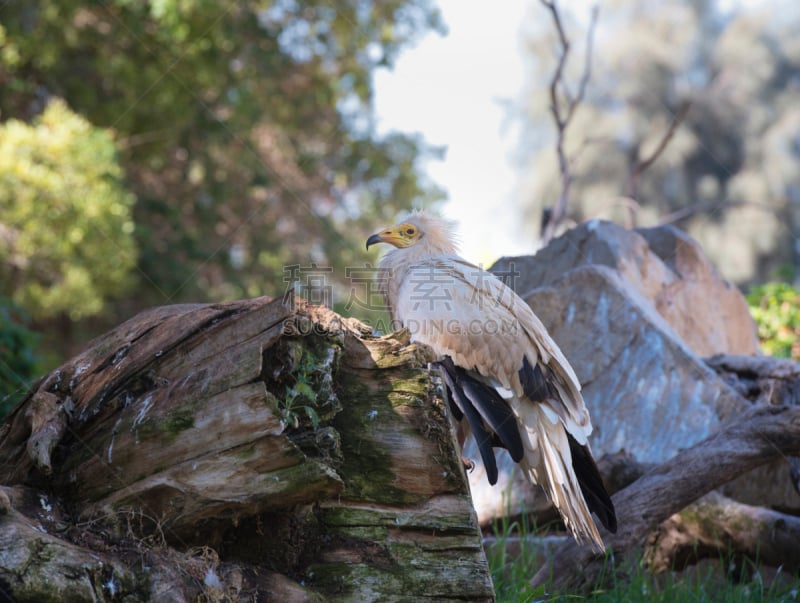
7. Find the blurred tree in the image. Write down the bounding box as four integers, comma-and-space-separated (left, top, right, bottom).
517, 0, 800, 284
0, 99, 137, 319
0, 1, 443, 354
0, 298, 39, 418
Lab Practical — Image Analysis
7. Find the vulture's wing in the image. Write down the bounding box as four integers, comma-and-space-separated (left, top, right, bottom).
394, 257, 590, 442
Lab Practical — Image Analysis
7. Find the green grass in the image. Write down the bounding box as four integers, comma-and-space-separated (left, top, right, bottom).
486, 515, 800, 603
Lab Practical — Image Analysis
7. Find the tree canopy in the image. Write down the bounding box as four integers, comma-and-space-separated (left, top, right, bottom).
0, 99, 137, 320
0, 0, 444, 354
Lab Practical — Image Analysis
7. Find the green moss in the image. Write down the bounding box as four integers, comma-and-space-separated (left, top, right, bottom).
306, 554, 491, 600
162, 409, 194, 435
333, 373, 410, 504
26, 539, 56, 563
134, 408, 195, 445
678, 499, 756, 540
233, 443, 258, 459
329, 525, 388, 540
305, 562, 403, 600
261, 458, 343, 501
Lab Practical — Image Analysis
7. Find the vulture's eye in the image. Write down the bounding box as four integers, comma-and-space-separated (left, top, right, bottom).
406, 228, 416, 235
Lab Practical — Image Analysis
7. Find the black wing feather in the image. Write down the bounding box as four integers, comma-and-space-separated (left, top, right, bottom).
567, 433, 617, 533
438, 358, 524, 463
438, 353, 617, 535
519, 356, 559, 401
446, 387, 464, 422
439, 359, 499, 485
457, 372, 524, 463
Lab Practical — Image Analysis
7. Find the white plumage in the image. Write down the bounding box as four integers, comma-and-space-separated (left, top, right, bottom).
367, 210, 616, 552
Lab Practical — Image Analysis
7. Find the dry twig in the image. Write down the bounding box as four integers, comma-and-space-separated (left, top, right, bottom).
540, 0, 599, 244
625, 100, 692, 217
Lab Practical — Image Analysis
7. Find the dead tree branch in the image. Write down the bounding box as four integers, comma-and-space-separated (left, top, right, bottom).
624, 100, 692, 222
530, 404, 800, 594
540, 0, 599, 244
657, 198, 777, 226
593, 450, 800, 574
630, 101, 691, 181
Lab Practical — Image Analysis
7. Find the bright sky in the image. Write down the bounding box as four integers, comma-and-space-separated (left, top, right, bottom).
373, 0, 532, 266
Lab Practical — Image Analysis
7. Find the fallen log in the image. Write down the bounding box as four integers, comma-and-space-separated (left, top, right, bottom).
645, 491, 800, 574
706, 354, 800, 405
588, 450, 800, 576
0, 297, 494, 602
531, 403, 800, 593
708, 353, 800, 496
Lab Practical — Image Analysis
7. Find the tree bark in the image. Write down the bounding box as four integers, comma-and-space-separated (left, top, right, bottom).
530, 404, 800, 593
706, 353, 800, 407
0, 297, 495, 602
708, 353, 800, 496
645, 491, 800, 574
572, 451, 800, 575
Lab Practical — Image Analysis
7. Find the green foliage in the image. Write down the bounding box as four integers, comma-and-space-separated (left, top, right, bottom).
0, 0, 444, 332
0, 99, 137, 320
282, 372, 322, 430
747, 282, 800, 359
486, 510, 548, 602
0, 298, 40, 418
278, 343, 337, 430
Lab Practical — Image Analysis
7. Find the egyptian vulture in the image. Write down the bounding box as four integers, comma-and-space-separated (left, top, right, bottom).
367, 210, 616, 551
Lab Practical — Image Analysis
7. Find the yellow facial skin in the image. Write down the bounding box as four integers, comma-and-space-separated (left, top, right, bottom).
366, 222, 421, 249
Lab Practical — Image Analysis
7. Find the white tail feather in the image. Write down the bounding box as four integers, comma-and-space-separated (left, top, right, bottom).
521, 404, 605, 552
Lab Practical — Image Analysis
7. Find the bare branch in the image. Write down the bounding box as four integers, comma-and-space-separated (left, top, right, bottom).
633, 101, 691, 178
541, 0, 571, 129
590, 196, 642, 228
565, 7, 597, 126
540, 1, 599, 245
626, 101, 692, 203
657, 197, 776, 226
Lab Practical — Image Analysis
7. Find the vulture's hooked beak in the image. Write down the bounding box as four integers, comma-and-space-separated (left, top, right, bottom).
367, 224, 417, 249
367, 229, 407, 250
366, 232, 385, 250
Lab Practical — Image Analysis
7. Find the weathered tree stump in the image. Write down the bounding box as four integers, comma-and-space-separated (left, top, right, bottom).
0, 297, 494, 602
